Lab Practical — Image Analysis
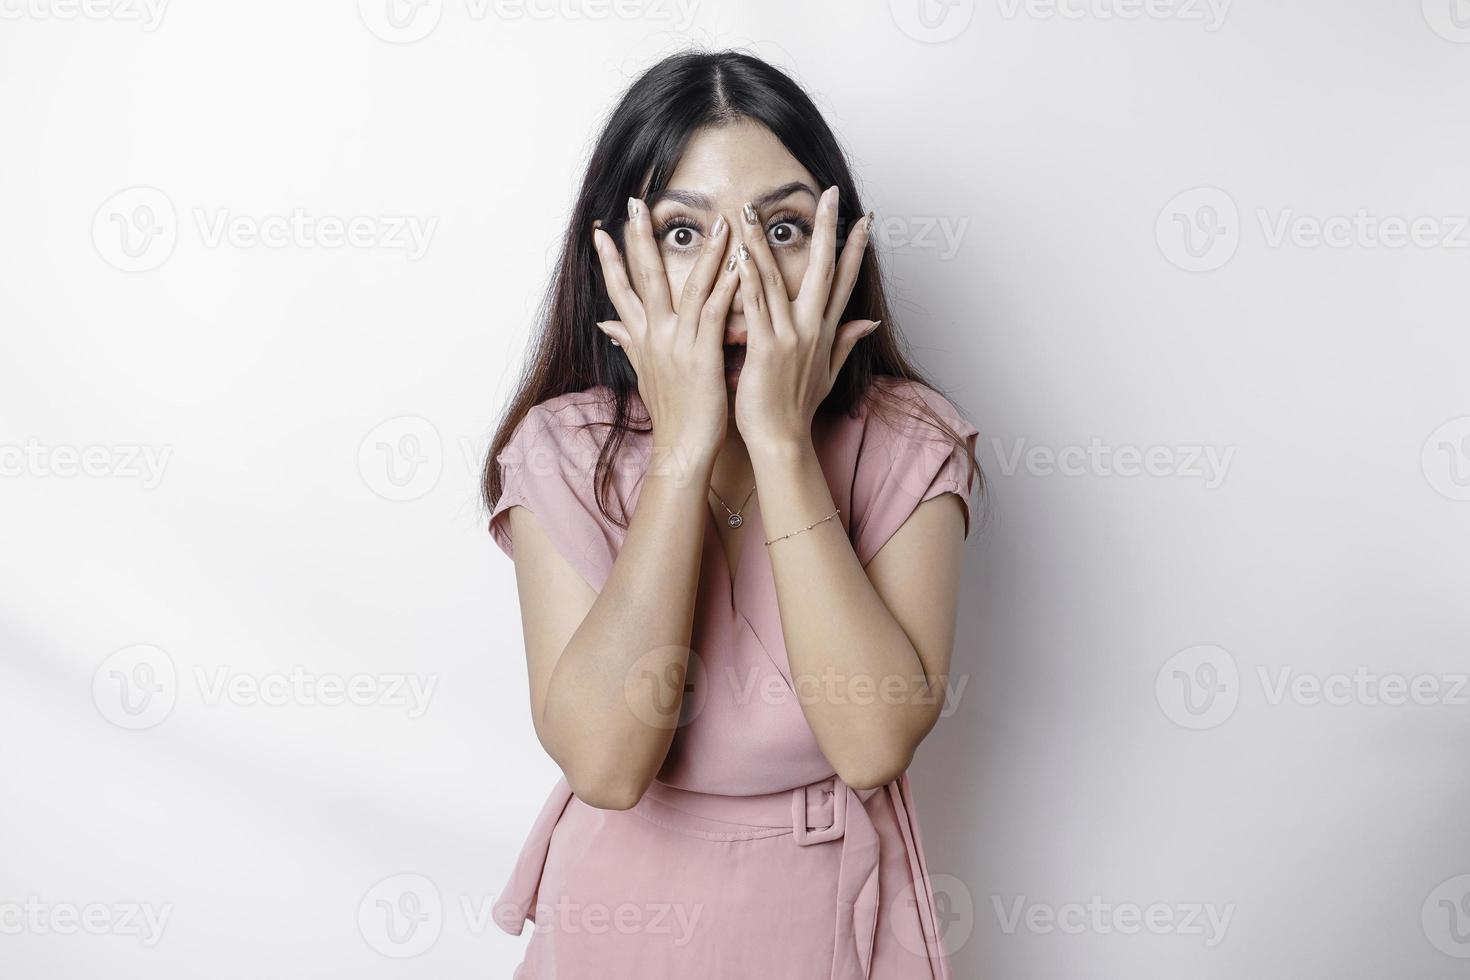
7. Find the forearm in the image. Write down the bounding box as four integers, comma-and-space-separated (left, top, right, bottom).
751, 439, 943, 789
539, 444, 715, 808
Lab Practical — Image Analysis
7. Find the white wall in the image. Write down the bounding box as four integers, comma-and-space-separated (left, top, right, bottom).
3, 1, 1468, 976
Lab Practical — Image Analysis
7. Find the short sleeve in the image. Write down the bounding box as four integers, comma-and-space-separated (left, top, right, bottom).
849, 384, 982, 567
488, 404, 619, 593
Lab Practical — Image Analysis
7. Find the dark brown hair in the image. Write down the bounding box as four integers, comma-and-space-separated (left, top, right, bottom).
483, 48, 986, 532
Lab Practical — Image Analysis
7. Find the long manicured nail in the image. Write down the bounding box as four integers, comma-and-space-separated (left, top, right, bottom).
628, 197, 640, 219
742, 202, 758, 225
712, 214, 727, 238
725, 254, 737, 272
865, 210, 875, 233
737, 242, 750, 261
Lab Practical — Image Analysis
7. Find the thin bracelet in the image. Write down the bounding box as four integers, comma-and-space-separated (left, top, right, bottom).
763, 508, 841, 547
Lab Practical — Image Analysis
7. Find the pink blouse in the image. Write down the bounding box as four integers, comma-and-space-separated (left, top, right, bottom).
487, 378, 981, 979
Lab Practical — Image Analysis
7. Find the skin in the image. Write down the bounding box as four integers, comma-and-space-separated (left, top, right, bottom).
506, 118, 967, 809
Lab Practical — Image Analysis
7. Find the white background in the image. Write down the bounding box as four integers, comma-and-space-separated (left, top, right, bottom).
3, 0, 1470, 977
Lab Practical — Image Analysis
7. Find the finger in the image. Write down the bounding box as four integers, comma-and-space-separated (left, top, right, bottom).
595, 319, 632, 348
828, 319, 881, 385
592, 227, 645, 333
796, 185, 840, 332
697, 248, 741, 351
677, 213, 731, 326
734, 240, 775, 347
737, 197, 795, 337
822, 208, 874, 333
623, 196, 674, 320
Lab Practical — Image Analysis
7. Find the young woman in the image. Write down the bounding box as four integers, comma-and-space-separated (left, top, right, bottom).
483, 49, 985, 979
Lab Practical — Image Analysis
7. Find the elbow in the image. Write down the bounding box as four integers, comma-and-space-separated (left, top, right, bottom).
561, 762, 652, 812
834, 747, 916, 792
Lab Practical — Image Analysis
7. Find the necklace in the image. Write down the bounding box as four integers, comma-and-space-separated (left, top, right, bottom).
710, 483, 757, 529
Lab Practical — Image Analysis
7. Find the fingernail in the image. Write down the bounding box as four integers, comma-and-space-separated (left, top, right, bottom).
829, 185, 840, 208
865, 210, 876, 234
628, 197, 639, 219
868, 319, 882, 333
592, 218, 603, 229
711, 214, 727, 238
742, 202, 758, 225
726, 254, 737, 272
737, 242, 750, 261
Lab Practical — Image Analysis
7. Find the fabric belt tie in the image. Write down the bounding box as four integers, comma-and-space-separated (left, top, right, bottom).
494, 776, 901, 980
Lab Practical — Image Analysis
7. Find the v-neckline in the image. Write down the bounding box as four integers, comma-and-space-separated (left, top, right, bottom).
705, 496, 761, 592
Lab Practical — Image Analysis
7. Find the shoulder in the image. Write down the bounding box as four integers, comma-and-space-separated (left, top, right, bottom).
852, 377, 979, 450
500, 386, 621, 461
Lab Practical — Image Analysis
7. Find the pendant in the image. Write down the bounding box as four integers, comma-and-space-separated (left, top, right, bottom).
727, 513, 743, 528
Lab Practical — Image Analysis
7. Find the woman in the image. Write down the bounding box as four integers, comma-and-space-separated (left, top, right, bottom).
483, 49, 985, 979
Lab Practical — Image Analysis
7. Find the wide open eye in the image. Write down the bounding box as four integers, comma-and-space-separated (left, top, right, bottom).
767, 211, 814, 248
654, 216, 703, 252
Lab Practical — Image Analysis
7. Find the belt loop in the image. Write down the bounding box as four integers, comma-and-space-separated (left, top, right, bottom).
791, 777, 847, 846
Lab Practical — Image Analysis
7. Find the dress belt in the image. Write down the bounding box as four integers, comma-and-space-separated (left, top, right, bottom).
493, 775, 949, 980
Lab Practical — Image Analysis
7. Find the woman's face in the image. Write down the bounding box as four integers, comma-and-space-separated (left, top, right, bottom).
645, 119, 822, 392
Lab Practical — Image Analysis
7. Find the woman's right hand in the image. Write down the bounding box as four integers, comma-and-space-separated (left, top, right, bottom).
591, 196, 739, 458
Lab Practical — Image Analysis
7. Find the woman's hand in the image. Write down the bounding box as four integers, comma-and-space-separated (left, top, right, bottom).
731, 185, 880, 451
591, 197, 741, 457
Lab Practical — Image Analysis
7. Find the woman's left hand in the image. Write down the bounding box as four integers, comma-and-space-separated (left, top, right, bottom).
732, 185, 881, 451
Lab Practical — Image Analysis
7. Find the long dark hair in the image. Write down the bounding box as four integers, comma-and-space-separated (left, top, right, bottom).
483, 48, 986, 531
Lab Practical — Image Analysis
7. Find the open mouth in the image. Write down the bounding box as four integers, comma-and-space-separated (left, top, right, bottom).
724, 345, 746, 374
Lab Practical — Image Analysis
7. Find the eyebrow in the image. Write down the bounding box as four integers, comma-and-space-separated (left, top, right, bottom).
648, 181, 820, 214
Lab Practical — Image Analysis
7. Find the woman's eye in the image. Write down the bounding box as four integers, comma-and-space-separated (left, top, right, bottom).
767, 219, 808, 248
656, 221, 702, 250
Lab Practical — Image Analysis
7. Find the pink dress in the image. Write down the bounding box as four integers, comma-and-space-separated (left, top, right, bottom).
487, 378, 981, 979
